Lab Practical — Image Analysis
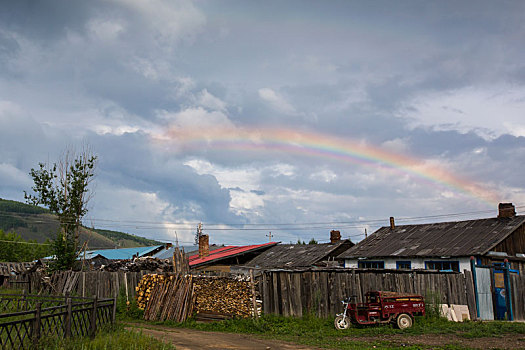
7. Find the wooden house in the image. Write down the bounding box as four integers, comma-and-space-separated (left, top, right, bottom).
188, 233, 278, 273
243, 231, 354, 270
339, 203, 525, 274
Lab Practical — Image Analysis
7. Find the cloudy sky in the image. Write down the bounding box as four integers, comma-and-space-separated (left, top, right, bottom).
1, 0, 524, 246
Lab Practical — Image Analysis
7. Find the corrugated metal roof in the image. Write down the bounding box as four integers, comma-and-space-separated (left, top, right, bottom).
189, 242, 278, 267
244, 240, 351, 268
339, 215, 525, 259
83, 245, 163, 260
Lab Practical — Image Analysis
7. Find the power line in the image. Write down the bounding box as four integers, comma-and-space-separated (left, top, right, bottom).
0, 205, 522, 235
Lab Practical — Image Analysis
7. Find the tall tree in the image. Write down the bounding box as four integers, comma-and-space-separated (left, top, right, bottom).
25, 147, 97, 270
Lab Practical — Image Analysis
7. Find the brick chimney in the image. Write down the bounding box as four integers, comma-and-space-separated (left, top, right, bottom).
198, 234, 209, 258
498, 203, 516, 218
330, 230, 341, 243
390, 217, 395, 230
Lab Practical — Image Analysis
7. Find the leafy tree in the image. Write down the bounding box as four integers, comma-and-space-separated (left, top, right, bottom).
0, 229, 52, 262
25, 148, 97, 270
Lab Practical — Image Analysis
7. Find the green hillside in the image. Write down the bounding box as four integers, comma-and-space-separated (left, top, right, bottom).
0, 198, 162, 249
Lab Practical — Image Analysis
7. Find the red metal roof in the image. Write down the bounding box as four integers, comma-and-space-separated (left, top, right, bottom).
189, 242, 278, 267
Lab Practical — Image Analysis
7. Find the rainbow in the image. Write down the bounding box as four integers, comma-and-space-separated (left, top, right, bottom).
152, 126, 499, 206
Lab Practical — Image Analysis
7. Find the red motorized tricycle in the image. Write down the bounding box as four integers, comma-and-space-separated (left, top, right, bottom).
334, 291, 425, 330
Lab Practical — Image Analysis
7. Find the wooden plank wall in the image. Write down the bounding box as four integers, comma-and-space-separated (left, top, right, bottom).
8, 271, 148, 299
258, 270, 475, 318
510, 274, 525, 320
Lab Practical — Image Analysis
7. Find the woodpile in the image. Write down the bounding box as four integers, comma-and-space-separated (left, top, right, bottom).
135, 274, 170, 309
172, 247, 190, 274
193, 276, 259, 318
143, 274, 194, 322
136, 273, 260, 320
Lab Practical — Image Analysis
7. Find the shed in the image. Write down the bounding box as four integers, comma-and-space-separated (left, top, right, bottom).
244, 239, 353, 269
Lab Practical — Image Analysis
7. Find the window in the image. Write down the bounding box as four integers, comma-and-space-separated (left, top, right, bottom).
396, 261, 411, 270
358, 261, 384, 269
425, 261, 459, 272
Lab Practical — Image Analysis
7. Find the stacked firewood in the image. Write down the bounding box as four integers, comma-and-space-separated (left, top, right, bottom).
143, 274, 194, 322
136, 274, 259, 319
135, 274, 171, 309
193, 276, 255, 318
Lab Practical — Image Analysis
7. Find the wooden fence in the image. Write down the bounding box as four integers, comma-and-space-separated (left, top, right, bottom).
257, 269, 478, 319
5, 268, 525, 321
0, 293, 114, 349
510, 274, 525, 320
8, 271, 148, 300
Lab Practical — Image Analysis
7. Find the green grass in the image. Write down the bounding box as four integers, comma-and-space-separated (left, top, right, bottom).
155, 314, 523, 350
38, 324, 175, 350
112, 288, 525, 349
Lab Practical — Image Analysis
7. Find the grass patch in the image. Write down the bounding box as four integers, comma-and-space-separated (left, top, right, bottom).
166, 313, 525, 349
38, 324, 174, 350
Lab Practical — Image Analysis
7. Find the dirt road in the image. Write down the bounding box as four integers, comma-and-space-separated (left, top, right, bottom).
126, 323, 318, 350
127, 323, 525, 349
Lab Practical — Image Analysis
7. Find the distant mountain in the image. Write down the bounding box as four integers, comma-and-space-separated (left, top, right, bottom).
0, 198, 162, 249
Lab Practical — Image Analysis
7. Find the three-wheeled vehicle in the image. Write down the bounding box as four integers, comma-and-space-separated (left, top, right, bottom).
334, 291, 425, 330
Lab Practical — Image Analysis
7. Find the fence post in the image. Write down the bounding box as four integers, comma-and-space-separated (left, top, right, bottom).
90, 297, 98, 338
32, 302, 41, 347
64, 294, 72, 338
249, 269, 258, 318
504, 259, 513, 321
21, 289, 27, 311
112, 296, 117, 323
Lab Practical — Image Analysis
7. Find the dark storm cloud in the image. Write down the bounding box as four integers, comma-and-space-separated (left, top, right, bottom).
87, 131, 241, 224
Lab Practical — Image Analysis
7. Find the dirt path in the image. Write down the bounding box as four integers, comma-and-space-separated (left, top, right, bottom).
365, 333, 525, 349
126, 323, 318, 350
127, 322, 525, 350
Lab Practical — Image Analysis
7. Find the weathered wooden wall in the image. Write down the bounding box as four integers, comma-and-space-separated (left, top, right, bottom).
510, 274, 525, 320
8, 271, 147, 299
257, 269, 477, 319
6, 268, 524, 321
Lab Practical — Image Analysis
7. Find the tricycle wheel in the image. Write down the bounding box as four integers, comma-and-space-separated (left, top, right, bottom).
334, 315, 350, 330
396, 313, 413, 329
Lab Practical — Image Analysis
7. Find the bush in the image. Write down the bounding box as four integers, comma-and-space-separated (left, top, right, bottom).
116, 286, 144, 320
424, 290, 443, 319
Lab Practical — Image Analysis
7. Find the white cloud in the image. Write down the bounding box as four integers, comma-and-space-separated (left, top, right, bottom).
184, 159, 264, 215
381, 138, 410, 153
184, 159, 261, 191
158, 107, 234, 130
0, 163, 32, 188
268, 164, 295, 177
197, 89, 227, 111
229, 189, 265, 216
86, 17, 126, 42
89, 183, 196, 243
258, 88, 297, 115
113, 0, 206, 47
310, 170, 337, 183
399, 85, 525, 139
